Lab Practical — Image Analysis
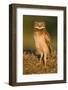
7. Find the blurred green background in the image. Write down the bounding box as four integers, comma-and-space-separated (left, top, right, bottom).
23, 15, 57, 50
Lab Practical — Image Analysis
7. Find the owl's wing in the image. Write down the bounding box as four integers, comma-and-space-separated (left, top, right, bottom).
44, 32, 52, 53
45, 31, 51, 44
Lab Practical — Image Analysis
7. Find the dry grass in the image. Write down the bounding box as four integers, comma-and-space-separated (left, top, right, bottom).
23, 50, 57, 75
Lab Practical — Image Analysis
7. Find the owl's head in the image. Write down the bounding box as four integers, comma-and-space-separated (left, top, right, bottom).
34, 21, 46, 30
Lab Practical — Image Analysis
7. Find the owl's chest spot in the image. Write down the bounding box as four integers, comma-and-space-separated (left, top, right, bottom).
34, 32, 45, 40
34, 32, 46, 47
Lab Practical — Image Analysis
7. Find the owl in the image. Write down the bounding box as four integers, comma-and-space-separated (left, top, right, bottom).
33, 21, 52, 68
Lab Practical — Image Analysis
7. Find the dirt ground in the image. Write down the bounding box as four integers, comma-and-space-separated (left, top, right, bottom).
23, 50, 57, 75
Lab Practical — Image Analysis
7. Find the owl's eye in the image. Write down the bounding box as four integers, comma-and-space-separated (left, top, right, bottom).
34, 22, 37, 24
42, 23, 45, 27
34, 22, 37, 26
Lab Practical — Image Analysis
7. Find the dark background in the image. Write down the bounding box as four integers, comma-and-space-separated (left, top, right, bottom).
23, 15, 57, 50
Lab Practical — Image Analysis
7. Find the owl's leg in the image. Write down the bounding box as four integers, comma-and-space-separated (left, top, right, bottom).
36, 52, 43, 66
40, 52, 43, 62
43, 53, 47, 68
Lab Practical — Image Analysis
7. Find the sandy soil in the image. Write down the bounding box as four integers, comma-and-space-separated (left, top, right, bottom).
23, 50, 57, 75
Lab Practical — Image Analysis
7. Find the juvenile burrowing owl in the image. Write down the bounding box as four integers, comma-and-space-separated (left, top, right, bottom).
33, 21, 52, 68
